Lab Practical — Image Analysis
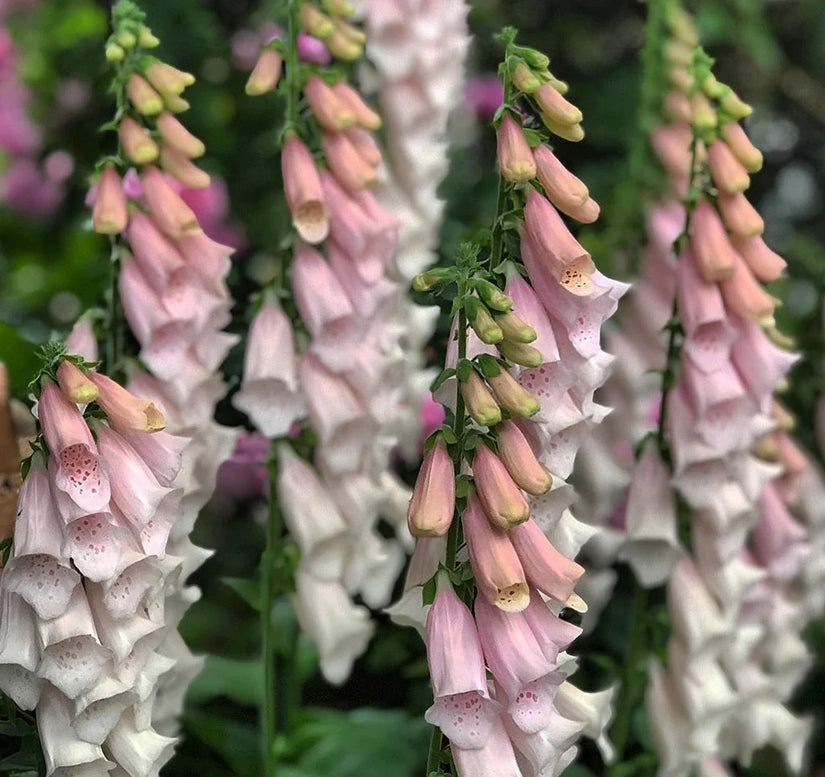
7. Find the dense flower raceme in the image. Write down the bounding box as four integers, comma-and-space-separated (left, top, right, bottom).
234, 4, 429, 683
575, 10, 819, 774
392, 63, 625, 775
0, 361, 207, 777
361, 0, 471, 458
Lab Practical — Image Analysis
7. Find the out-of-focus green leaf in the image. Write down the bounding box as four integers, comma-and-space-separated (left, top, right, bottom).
183, 712, 261, 777
186, 655, 263, 707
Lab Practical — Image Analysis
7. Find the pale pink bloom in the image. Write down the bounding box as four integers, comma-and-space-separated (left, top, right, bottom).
553, 681, 617, 762
282, 135, 329, 244
277, 445, 350, 580
667, 559, 730, 654
619, 451, 682, 587
752, 483, 809, 580
523, 189, 595, 288
179, 178, 245, 248
385, 536, 445, 633
292, 243, 365, 371
232, 299, 305, 438
298, 355, 378, 474
504, 271, 560, 364
424, 573, 500, 748
89, 371, 166, 432
509, 519, 585, 604
106, 709, 176, 776
650, 124, 692, 178
322, 130, 377, 190
451, 714, 523, 777
0, 590, 43, 709
176, 230, 236, 293
64, 316, 98, 362
645, 661, 692, 776
407, 438, 455, 537
730, 321, 798, 408
463, 493, 529, 611
420, 394, 446, 443
472, 443, 530, 529
473, 594, 565, 732
141, 166, 201, 239
117, 428, 187, 488
502, 706, 584, 777
297, 32, 332, 64
327, 240, 400, 319
38, 382, 110, 513
293, 569, 374, 685
125, 211, 187, 293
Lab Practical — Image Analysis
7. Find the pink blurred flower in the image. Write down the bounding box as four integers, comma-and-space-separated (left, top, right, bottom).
216, 432, 270, 502
464, 75, 503, 118
297, 32, 331, 65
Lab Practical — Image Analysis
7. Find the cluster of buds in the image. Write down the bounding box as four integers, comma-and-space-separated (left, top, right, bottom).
361, 0, 471, 460
298, 1, 365, 62
399, 43, 625, 775
0, 353, 204, 776
236, 9, 421, 684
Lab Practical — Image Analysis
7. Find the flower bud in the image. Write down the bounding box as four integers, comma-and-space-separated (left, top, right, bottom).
534, 83, 581, 125
321, 131, 376, 190
547, 75, 569, 94
118, 116, 159, 165
717, 192, 764, 238
322, 0, 355, 15
720, 89, 752, 119
461, 371, 502, 427
520, 48, 550, 70
719, 251, 777, 325
162, 93, 190, 113
541, 116, 585, 142
700, 71, 726, 99
497, 340, 542, 368
509, 519, 584, 602
105, 43, 125, 62
707, 138, 750, 194
56, 361, 98, 404
466, 298, 503, 344
282, 135, 329, 244
305, 75, 355, 130
690, 200, 736, 282
299, 3, 335, 37
475, 279, 512, 312
497, 420, 551, 495
332, 82, 381, 131
159, 145, 211, 189
344, 127, 381, 167
663, 91, 693, 123
117, 29, 137, 48
732, 235, 786, 283
472, 444, 530, 529
88, 371, 165, 431
487, 371, 540, 418
412, 268, 452, 292
325, 30, 362, 61
332, 17, 365, 45
666, 5, 698, 46
141, 165, 202, 238
463, 494, 529, 611
497, 113, 536, 183
245, 48, 283, 96
126, 73, 163, 115
407, 439, 455, 537
495, 310, 536, 343
156, 112, 205, 158
664, 39, 694, 67
138, 26, 160, 48
720, 121, 762, 172
533, 144, 588, 216
92, 165, 128, 235
511, 60, 540, 93
145, 62, 195, 97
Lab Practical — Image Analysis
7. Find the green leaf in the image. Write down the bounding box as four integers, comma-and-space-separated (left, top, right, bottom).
456, 358, 472, 383
221, 576, 261, 612
186, 655, 263, 707
475, 354, 502, 378
183, 712, 262, 777
421, 576, 436, 606
430, 368, 456, 393
455, 474, 473, 499
438, 425, 457, 445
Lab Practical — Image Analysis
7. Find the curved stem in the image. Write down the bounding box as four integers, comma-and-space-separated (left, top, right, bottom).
284, 0, 301, 134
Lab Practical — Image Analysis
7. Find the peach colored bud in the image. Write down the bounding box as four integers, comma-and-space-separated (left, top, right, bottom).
776, 433, 807, 478
92, 165, 128, 235
664, 39, 693, 67
305, 74, 355, 130
299, 3, 335, 37
663, 91, 692, 123
463, 494, 529, 611
542, 116, 585, 143
496, 311, 536, 344
717, 192, 764, 237
324, 29, 362, 61
119, 116, 159, 164
333, 17, 365, 45
88, 371, 166, 431
461, 372, 502, 427
666, 5, 698, 46
145, 62, 195, 97
282, 135, 329, 244
720, 121, 763, 172
719, 251, 776, 325
141, 165, 202, 239
163, 93, 190, 113
534, 82, 581, 125
467, 300, 503, 344
564, 196, 600, 224
650, 124, 691, 178
689, 200, 736, 282
159, 145, 211, 189
156, 112, 205, 158
487, 370, 540, 418
707, 138, 750, 194
512, 61, 540, 93
407, 439, 455, 537
733, 235, 786, 282
690, 92, 716, 130
533, 144, 589, 215
126, 73, 163, 115
497, 340, 542, 368
321, 131, 376, 190
332, 82, 381, 131
56, 361, 98, 404
772, 402, 795, 433
245, 48, 283, 96
497, 420, 551, 496
752, 434, 779, 462
669, 68, 694, 92
472, 444, 530, 529
322, 0, 355, 15
496, 114, 536, 183
343, 127, 381, 167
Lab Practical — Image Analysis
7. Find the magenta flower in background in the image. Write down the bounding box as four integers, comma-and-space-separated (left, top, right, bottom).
216, 432, 270, 502
464, 75, 504, 118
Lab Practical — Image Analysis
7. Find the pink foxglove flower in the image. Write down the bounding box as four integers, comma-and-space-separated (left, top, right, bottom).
407, 438, 455, 537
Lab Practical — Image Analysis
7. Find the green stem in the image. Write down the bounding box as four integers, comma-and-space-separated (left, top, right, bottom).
489, 59, 514, 273
607, 583, 650, 773
284, 0, 301, 133
425, 726, 443, 777
262, 458, 282, 777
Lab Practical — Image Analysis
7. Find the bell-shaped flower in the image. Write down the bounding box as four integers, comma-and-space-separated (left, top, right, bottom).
667, 559, 730, 655
106, 708, 177, 777
451, 714, 525, 777
463, 493, 529, 612
282, 135, 329, 244
38, 382, 110, 514
553, 681, 617, 762
232, 298, 305, 438
385, 535, 445, 634
125, 210, 187, 294
407, 438, 455, 537
89, 371, 165, 432
116, 428, 187, 487
752, 483, 809, 580
141, 165, 201, 240
424, 572, 500, 748
0, 590, 43, 710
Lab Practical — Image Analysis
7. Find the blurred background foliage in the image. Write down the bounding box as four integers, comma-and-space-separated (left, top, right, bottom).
1, 0, 824, 775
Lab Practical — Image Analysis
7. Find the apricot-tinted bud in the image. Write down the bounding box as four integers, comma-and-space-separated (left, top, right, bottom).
472, 444, 530, 530
305, 75, 355, 130
732, 235, 786, 283
707, 139, 750, 194
497, 421, 552, 496
126, 74, 163, 115
325, 30, 362, 61
466, 298, 503, 344
487, 371, 540, 418
156, 112, 205, 158
333, 82, 381, 131
92, 165, 128, 235
407, 439, 455, 537
245, 48, 283, 96
497, 340, 542, 368
461, 372, 502, 427
299, 3, 335, 37
720, 122, 763, 173
119, 116, 159, 165
145, 62, 195, 97
511, 60, 540, 93
159, 146, 211, 189
495, 311, 536, 344
717, 192, 764, 238
534, 82, 581, 125
56, 361, 98, 404
541, 116, 584, 142
497, 113, 536, 183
